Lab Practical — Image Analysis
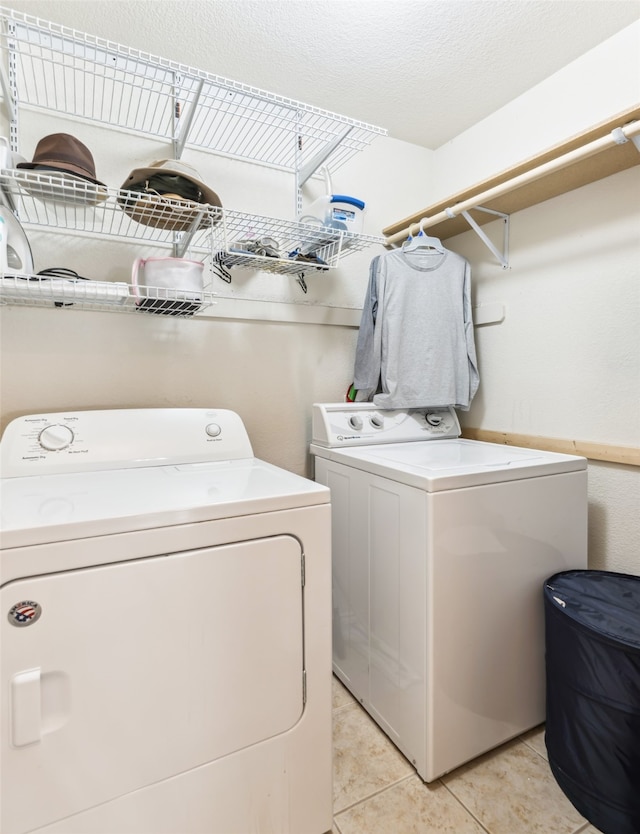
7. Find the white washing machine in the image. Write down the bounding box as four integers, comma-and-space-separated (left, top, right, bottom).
310, 402, 588, 782
0, 408, 332, 834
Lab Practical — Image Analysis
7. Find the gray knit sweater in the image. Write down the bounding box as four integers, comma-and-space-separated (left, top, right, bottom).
353, 247, 479, 410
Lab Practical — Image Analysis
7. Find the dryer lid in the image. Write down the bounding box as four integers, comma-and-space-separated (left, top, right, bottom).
0, 457, 329, 550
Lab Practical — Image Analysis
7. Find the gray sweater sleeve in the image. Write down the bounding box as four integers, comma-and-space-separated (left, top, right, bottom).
462, 258, 480, 408
353, 255, 381, 398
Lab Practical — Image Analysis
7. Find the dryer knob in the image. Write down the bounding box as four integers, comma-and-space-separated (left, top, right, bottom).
205, 423, 222, 438
425, 412, 443, 427
38, 424, 74, 451
348, 415, 363, 431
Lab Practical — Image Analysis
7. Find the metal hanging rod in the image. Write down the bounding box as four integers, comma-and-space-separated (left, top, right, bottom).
384, 120, 640, 253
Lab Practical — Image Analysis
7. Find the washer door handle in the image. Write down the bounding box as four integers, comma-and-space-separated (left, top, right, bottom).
10, 668, 41, 747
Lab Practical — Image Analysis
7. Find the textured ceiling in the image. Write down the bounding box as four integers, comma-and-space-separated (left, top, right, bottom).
9, 0, 640, 148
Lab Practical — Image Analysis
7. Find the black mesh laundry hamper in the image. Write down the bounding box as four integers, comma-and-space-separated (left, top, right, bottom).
544, 570, 640, 834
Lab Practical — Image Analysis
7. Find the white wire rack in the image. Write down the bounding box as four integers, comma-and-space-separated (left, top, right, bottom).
0, 169, 219, 251
0, 169, 384, 273
0, 274, 218, 317
0, 7, 387, 311
0, 7, 387, 176
210, 209, 383, 282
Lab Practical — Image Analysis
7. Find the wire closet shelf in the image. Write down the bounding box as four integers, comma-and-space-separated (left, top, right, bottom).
0, 168, 381, 262
0, 170, 382, 312
0, 6, 387, 174
0, 7, 386, 303
0, 274, 218, 317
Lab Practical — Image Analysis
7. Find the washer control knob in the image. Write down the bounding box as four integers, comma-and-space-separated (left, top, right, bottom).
38, 424, 74, 451
348, 415, 363, 431
369, 413, 384, 429
425, 412, 443, 427
205, 423, 222, 438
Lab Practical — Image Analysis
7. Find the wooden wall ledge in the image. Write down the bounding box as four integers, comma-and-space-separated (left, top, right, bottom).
461, 428, 639, 467
383, 105, 640, 243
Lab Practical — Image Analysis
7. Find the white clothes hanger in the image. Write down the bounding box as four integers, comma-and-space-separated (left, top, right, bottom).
402, 220, 445, 253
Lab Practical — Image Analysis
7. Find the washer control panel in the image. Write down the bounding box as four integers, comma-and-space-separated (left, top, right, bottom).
311, 403, 461, 448
0, 409, 254, 477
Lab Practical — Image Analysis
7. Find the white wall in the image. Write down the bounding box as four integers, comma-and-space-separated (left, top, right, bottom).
429, 21, 640, 201
1, 6, 638, 576
432, 22, 640, 575
447, 169, 639, 575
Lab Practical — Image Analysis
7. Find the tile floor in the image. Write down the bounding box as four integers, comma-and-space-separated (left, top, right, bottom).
330, 675, 601, 834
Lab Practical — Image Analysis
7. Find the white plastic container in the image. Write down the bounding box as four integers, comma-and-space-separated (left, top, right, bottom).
131, 256, 204, 315
305, 194, 366, 234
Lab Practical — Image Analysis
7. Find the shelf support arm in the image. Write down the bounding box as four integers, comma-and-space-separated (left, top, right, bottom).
173, 77, 204, 160
296, 125, 354, 189
457, 206, 510, 269
173, 208, 207, 258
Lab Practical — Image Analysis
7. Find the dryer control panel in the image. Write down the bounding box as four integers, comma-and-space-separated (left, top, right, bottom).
311, 403, 461, 448
0, 408, 255, 477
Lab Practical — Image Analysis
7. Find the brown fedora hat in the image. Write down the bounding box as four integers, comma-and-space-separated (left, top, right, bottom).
17, 133, 105, 186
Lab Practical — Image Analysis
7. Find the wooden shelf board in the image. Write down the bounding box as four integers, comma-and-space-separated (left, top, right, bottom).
461, 427, 640, 467
383, 105, 640, 241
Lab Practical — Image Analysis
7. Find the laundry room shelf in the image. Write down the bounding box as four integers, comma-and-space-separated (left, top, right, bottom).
0, 6, 386, 179
0, 169, 383, 279
0, 6, 386, 308
0, 274, 218, 317
0, 169, 220, 251
210, 208, 382, 279
382, 106, 640, 249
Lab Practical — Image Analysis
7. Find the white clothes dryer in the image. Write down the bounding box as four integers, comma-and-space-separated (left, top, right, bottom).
1, 408, 332, 834
310, 402, 588, 783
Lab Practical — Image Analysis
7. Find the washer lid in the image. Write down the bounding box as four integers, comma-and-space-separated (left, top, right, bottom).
314, 438, 586, 491
0, 458, 329, 549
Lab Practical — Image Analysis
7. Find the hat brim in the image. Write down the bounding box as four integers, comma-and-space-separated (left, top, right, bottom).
120, 166, 222, 208
15, 170, 108, 207
16, 160, 106, 187
117, 193, 215, 232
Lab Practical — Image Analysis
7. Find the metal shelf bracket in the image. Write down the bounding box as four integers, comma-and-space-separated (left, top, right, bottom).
296, 125, 354, 190
455, 206, 510, 269
173, 76, 204, 160
173, 206, 208, 258
1, 21, 18, 155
